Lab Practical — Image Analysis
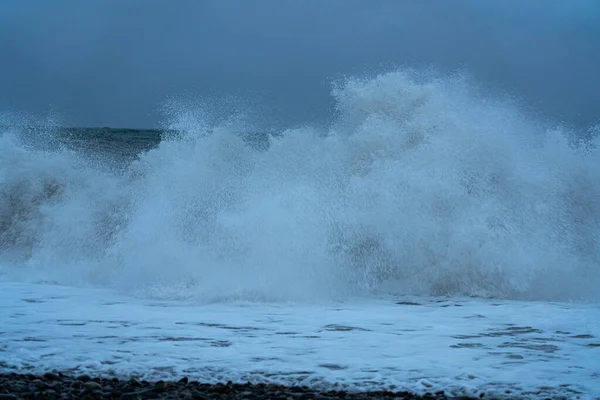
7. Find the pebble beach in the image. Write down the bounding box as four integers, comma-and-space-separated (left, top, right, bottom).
0, 373, 485, 400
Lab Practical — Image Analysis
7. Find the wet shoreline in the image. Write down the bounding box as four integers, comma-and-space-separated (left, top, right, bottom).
0, 372, 488, 400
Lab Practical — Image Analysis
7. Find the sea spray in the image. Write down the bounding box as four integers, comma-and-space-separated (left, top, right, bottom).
1, 70, 598, 302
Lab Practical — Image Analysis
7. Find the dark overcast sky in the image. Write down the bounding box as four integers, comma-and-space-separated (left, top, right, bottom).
0, 0, 598, 129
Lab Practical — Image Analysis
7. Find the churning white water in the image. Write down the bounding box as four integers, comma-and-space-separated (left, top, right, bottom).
1, 70, 599, 302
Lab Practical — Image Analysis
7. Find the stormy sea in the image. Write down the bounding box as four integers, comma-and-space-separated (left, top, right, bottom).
1, 71, 599, 399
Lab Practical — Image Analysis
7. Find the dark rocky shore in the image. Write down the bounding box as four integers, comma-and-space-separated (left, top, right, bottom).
0, 373, 490, 400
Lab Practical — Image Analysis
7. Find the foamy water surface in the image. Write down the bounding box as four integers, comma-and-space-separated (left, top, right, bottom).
1, 282, 599, 399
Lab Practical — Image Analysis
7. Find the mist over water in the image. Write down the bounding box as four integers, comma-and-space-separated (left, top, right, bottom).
1, 70, 599, 302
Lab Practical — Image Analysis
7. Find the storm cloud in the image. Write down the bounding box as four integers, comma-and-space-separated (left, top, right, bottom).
0, 0, 598, 128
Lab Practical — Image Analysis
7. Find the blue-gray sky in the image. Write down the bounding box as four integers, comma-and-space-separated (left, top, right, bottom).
0, 0, 598, 129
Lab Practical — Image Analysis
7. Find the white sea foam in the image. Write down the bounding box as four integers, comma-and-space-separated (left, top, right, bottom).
1, 70, 599, 302
1, 282, 599, 399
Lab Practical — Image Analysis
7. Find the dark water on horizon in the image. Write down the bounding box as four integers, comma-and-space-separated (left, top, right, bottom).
2, 126, 273, 167
47, 127, 164, 163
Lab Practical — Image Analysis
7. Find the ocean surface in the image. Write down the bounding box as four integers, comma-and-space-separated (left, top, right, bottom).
1, 71, 599, 399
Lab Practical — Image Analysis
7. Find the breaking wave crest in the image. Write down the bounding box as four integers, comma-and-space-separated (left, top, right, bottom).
1, 70, 599, 302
